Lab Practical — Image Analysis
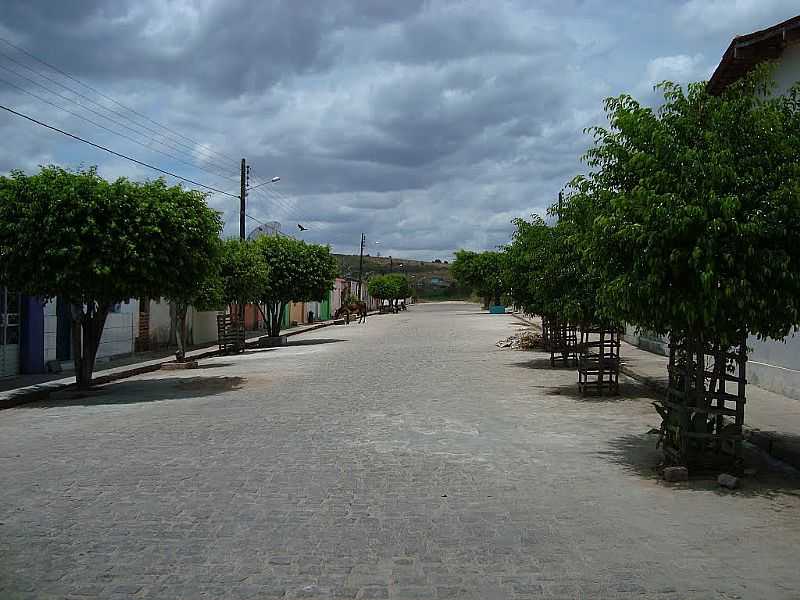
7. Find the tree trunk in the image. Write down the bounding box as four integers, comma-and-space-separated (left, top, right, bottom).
72, 303, 110, 391
266, 301, 283, 337
70, 304, 83, 387
175, 304, 188, 361
256, 303, 268, 329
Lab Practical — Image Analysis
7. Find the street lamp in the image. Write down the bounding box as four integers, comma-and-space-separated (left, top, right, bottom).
240, 172, 280, 240
249, 176, 281, 191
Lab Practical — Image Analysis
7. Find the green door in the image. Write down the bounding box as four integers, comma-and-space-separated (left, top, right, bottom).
321, 294, 331, 320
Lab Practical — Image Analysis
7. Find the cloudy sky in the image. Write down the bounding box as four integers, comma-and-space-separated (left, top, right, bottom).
0, 1, 797, 259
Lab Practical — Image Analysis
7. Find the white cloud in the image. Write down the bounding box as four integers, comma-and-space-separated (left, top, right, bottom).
639, 53, 711, 93
676, 0, 797, 35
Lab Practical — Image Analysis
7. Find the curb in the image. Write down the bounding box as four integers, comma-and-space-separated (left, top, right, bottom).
0, 317, 347, 411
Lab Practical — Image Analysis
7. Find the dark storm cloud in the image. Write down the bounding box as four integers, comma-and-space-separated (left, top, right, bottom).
1, 0, 799, 258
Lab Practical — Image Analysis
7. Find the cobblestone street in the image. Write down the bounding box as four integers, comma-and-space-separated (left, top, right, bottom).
2, 302, 800, 599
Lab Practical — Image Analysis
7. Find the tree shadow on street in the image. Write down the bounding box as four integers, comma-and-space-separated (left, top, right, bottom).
286, 338, 345, 346
601, 432, 800, 498
543, 380, 662, 403
508, 356, 577, 371
19, 376, 245, 408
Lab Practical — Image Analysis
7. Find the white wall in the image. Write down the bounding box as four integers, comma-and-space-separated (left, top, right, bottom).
773, 43, 800, 95
192, 310, 220, 345
43, 299, 137, 363
148, 299, 173, 347
747, 333, 800, 400
97, 301, 137, 359
44, 299, 57, 363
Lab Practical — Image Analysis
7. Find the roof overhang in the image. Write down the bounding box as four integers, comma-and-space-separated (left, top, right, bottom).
707, 14, 800, 95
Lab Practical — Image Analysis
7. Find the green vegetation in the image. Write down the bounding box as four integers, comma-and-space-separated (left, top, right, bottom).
450, 250, 507, 308
367, 273, 412, 307
577, 65, 800, 347
0, 166, 222, 387
255, 235, 338, 337
218, 237, 270, 315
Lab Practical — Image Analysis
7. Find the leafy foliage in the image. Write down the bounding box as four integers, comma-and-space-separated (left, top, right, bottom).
367, 274, 411, 301
450, 250, 507, 305
579, 65, 800, 346
255, 235, 338, 336
505, 196, 607, 325
218, 238, 270, 308
0, 166, 222, 384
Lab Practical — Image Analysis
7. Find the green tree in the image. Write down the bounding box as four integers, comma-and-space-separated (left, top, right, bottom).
505, 197, 606, 327
0, 167, 222, 388
504, 215, 555, 317
255, 235, 338, 337
218, 238, 270, 318
580, 65, 800, 347
451, 250, 507, 308
367, 275, 393, 302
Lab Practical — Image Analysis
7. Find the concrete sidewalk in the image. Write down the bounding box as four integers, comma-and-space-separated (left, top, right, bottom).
514, 313, 800, 470
0, 318, 346, 410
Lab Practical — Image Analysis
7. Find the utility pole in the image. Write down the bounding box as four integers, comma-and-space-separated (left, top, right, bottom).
356, 232, 366, 298
239, 158, 247, 240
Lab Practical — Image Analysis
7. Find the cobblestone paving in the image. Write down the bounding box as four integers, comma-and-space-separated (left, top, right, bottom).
2, 302, 800, 599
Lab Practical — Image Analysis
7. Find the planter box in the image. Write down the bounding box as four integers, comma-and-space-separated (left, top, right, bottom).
489, 305, 507, 314
258, 335, 288, 348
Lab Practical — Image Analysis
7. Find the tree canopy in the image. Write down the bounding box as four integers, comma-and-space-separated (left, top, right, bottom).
255, 235, 338, 336
578, 65, 800, 347
367, 273, 411, 302
451, 249, 507, 306
505, 195, 607, 326
0, 166, 222, 386
218, 238, 270, 310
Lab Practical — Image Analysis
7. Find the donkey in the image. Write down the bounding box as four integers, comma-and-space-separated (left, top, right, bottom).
335, 301, 367, 324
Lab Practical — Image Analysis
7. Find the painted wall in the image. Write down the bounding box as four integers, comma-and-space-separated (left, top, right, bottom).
43, 299, 138, 365
148, 299, 173, 347
19, 296, 44, 374
773, 43, 800, 95
193, 310, 220, 345
97, 301, 138, 359
44, 300, 57, 363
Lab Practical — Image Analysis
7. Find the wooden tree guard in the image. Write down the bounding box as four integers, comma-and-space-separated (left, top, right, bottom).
578, 325, 621, 396
541, 315, 551, 351
656, 336, 747, 470
549, 318, 578, 367
216, 314, 245, 355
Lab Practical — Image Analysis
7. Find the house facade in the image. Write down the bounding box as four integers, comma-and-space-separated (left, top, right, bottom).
2, 274, 389, 380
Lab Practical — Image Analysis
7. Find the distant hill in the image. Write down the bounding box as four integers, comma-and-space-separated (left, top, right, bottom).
332, 254, 466, 299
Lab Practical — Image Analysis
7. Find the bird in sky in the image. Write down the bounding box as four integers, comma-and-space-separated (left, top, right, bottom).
297, 224, 308, 231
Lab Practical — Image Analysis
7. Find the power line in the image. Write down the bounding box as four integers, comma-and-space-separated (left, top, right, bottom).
0, 80, 236, 186
0, 74, 238, 186
250, 185, 295, 218
248, 169, 303, 221
0, 49, 238, 174
0, 102, 239, 198
0, 36, 242, 169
